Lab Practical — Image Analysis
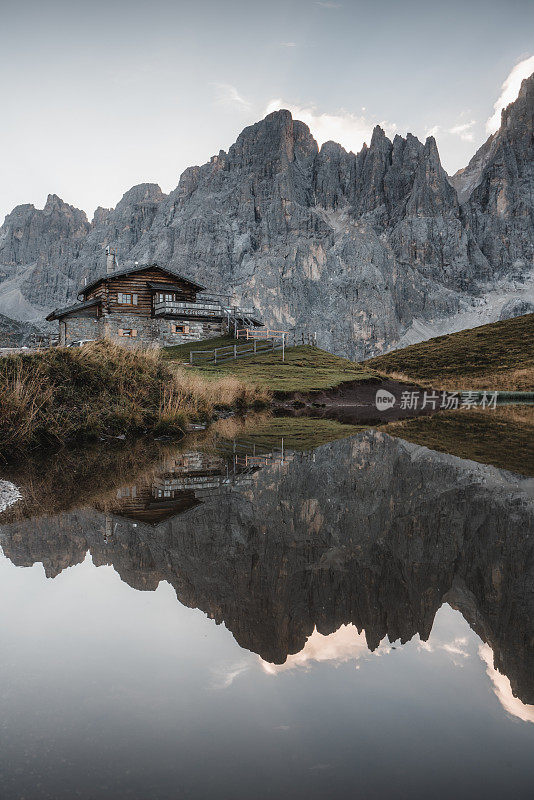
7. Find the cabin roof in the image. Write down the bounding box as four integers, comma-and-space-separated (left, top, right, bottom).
46, 298, 101, 322
81, 263, 206, 297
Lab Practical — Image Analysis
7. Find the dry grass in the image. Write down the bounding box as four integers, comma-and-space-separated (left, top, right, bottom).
366, 313, 534, 390
380, 367, 534, 391
0, 341, 271, 461
169, 366, 270, 408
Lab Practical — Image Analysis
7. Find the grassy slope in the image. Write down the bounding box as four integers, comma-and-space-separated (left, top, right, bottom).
365, 313, 534, 390
164, 340, 377, 393
163, 336, 236, 361
382, 406, 534, 476
0, 341, 269, 460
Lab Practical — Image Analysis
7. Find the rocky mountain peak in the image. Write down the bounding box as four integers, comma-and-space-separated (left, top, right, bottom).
502, 71, 534, 129
43, 193, 73, 214
370, 124, 388, 148
229, 109, 318, 170
115, 183, 166, 208
91, 207, 112, 227
451, 70, 534, 205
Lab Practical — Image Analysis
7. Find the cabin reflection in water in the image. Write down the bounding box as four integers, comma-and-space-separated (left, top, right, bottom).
102, 439, 291, 526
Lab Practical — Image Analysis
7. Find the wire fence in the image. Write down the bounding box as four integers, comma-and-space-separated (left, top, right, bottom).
189, 337, 284, 365
236, 329, 317, 346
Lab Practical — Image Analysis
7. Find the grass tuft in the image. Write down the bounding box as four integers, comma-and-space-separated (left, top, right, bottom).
0, 340, 271, 461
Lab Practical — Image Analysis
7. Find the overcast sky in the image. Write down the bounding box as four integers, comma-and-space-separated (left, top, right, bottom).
1, 0, 533, 224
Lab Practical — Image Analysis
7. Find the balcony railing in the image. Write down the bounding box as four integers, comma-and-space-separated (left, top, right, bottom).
153, 300, 261, 320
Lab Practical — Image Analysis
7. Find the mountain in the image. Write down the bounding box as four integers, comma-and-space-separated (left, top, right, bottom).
0, 313, 40, 348
0, 75, 533, 358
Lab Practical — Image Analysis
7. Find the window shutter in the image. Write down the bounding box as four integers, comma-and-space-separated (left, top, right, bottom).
118, 329, 123, 336
132, 330, 138, 337
132, 294, 138, 305
184, 324, 190, 334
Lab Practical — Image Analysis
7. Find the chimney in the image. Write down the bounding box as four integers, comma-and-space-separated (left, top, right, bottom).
105, 245, 116, 274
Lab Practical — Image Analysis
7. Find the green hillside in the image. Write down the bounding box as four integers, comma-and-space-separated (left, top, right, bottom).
365, 313, 534, 390
164, 341, 377, 393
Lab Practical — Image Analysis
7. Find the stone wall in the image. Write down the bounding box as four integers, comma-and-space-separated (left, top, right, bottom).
62, 313, 225, 348
62, 316, 101, 345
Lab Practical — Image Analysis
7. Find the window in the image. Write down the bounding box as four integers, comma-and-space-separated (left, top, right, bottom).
157, 293, 176, 303
172, 323, 189, 334
118, 293, 138, 305
118, 329, 138, 337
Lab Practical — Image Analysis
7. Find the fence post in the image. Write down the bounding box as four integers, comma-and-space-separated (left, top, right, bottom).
190, 351, 193, 365
234, 344, 237, 360
254, 340, 257, 354
272, 338, 275, 351
282, 333, 285, 362
214, 348, 217, 365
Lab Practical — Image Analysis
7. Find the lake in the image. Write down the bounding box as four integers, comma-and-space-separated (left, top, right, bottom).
1, 416, 533, 799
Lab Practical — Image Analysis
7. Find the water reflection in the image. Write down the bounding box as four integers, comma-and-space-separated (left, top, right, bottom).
1, 426, 533, 717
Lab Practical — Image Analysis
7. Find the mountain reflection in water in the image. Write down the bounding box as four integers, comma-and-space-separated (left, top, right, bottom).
1, 427, 533, 714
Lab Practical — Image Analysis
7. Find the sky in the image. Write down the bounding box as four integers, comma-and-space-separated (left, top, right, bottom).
1, 0, 533, 224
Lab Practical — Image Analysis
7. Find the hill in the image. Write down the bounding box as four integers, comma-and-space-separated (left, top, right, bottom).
164, 340, 377, 394
365, 313, 534, 390
0, 313, 39, 348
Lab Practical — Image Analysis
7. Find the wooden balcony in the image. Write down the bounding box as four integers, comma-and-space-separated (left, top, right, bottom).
153, 300, 261, 321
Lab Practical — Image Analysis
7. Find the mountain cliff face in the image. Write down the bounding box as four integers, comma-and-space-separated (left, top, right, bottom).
0, 75, 533, 357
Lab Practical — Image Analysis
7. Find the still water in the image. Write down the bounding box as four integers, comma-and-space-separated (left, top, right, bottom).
1, 421, 534, 799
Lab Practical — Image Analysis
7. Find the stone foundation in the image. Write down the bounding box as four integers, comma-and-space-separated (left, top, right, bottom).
61, 313, 226, 348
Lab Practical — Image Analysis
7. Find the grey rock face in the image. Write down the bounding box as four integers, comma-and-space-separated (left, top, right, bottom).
499, 297, 534, 320
0, 313, 39, 347
0, 75, 533, 356
455, 74, 534, 278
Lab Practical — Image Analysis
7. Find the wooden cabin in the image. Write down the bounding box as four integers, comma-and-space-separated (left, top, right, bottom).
46, 260, 263, 347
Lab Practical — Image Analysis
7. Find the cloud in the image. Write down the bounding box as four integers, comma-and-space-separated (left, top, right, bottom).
263, 98, 397, 153
212, 83, 251, 110
418, 635, 470, 666
479, 644, 534, 723
486, 55, 534, 134
316, 1, 342, 7
449, 120, 476, 142
210, 659, 251, 689
280, 42, 297, 47
260, 624, 390, 674
425, 120, 475, 142
425, 125, 441, 138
